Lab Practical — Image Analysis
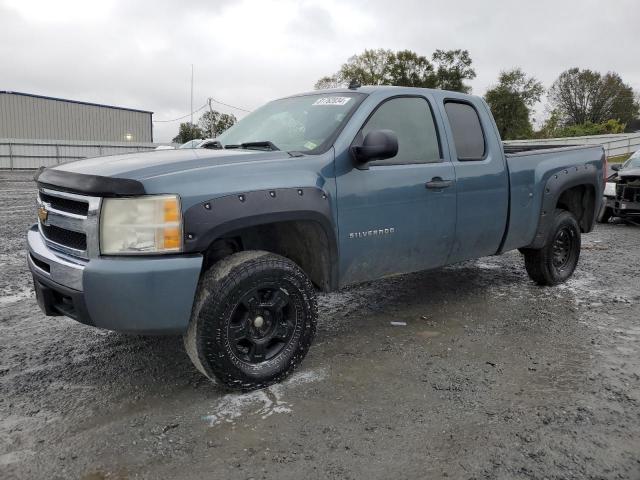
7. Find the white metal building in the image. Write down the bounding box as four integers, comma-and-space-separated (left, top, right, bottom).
0, 91, 153, 142
0, 91, 159, 168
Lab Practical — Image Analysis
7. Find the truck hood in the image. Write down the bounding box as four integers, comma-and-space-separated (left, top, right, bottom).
619, 167, 640, 179
52, 148, 291, 181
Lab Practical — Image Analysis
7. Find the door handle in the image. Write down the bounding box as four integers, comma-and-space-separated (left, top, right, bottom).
425, 177, 453, 189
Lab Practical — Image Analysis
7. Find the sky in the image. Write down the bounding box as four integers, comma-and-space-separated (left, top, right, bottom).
1, 0, 639, 142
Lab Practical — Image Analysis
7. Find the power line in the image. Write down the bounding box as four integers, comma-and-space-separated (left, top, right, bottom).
210, 98, 252, 113
153, 103, 207, 123
152, 97, 252, 123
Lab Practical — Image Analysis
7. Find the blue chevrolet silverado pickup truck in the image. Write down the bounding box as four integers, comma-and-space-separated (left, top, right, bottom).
28, 86, 606, 389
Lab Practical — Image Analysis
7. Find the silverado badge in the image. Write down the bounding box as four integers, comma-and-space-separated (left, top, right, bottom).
349, 227, 395, 239
37, 204, 48, 223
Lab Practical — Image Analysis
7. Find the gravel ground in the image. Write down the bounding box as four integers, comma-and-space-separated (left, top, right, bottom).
1, 169, 639, 480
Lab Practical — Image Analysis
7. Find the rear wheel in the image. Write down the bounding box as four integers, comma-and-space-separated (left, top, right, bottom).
184, 251, 317, 390
523, 209, 581, 286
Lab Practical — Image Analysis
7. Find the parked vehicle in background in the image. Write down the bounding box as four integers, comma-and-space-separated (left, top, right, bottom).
197, 138, 223, 149
154, 145, 175, 150
28, 86, 605, 390
598, 150, 640, 223
178, 139, 204, 149
178, 138, 223, 149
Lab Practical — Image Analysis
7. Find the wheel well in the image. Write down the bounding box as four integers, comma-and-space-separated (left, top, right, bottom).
201, 220, 334, 292
556, 184, 596, 232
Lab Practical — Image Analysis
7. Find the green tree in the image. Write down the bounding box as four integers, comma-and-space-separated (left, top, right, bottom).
388, 50, 435, 88
172, 122, 204, 144
535, 109, 563, 138
484, 68, 544, 139
536, 116, 626, 138
431, 49, 476, 94
548, 68, 639, 125
198, 110, 237, 138
337, 48, 396, 86
314, 75, 342, 89
314, 48, 475, 93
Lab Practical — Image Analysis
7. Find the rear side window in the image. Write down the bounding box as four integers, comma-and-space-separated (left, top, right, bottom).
362, 97, 441, 164
444, 101, 485, 160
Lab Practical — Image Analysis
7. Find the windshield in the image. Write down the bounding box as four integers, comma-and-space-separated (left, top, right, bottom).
622, 151, 640, 169
216, 92, 364, 153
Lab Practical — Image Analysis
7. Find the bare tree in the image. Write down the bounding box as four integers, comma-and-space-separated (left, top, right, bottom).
548, 68, 639, 125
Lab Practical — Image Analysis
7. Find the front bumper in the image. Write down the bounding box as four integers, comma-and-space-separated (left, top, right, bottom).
602, 196, 640, 218
27, 225, 203, 334
614, 199, 640, 216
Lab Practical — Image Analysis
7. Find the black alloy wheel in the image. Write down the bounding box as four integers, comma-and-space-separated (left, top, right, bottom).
523, 209, 581, 286
184, 251, 317, 390
229, 287, 296, 363
551, 226, 576, 271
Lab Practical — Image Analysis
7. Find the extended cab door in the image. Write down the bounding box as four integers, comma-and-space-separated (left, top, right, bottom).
335, 95, 457, 286
439, 98, 509, 263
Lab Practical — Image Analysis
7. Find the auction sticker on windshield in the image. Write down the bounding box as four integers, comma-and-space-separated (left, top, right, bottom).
312, 97, 351, 106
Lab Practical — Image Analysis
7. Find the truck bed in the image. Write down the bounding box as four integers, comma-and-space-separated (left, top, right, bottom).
503, 143, 579, 154
500, 143, 605, 253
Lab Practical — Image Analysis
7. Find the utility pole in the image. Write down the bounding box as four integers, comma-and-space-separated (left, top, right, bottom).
208, 97, 213, 138
190, 64, 194, 125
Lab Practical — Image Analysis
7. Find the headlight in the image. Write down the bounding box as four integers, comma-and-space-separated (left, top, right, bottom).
100, 195, 182, 255
604, 182, 616, 197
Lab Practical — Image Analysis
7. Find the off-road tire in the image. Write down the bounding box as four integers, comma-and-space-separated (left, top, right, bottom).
184, 251, 317, 390
523, 209, 581, 286
596, 204, 613, 224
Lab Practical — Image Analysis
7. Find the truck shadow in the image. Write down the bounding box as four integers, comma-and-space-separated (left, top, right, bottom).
7, 256, 536, 411
89, 258, 527, 376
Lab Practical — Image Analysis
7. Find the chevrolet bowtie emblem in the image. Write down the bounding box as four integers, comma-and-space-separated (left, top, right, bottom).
38, 204, 48, 223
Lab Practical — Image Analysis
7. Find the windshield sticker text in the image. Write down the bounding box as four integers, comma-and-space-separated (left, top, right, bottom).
313, 97, 351, 106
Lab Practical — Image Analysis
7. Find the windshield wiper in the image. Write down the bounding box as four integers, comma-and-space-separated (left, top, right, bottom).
224, 141, 280, 151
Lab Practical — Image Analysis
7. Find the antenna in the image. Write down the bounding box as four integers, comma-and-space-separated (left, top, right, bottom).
348, 78, 361, 90
190, 64, 194, 125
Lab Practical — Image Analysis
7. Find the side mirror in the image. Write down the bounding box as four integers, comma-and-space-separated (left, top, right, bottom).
611, 164, 621, 171
352, 129, 398, 164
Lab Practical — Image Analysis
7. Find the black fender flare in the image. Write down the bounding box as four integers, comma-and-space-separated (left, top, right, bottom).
527, 163, 600, 249
182, 187, 338, 289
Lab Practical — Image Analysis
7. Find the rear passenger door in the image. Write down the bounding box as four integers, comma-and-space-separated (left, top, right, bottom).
441, 99, 509, 263
336, 95, 457, 286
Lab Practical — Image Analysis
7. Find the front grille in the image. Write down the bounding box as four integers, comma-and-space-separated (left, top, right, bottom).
37, 188, 101, 259
41, 224, 87, 251
39, 191, 89, 216
617, 184, 640, 202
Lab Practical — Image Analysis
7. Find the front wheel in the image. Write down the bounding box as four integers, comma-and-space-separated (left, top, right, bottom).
184, 251, 317, 390
522, 209, 581, 286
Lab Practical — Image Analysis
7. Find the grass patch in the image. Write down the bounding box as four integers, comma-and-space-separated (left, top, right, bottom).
608, 153, 631, 163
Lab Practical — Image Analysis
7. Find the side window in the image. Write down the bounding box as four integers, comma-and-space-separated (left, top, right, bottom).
361, 97, 441, 164
444, 101, 486, 160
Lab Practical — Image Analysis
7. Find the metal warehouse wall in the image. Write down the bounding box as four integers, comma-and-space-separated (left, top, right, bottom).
0, 92, 152, 142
